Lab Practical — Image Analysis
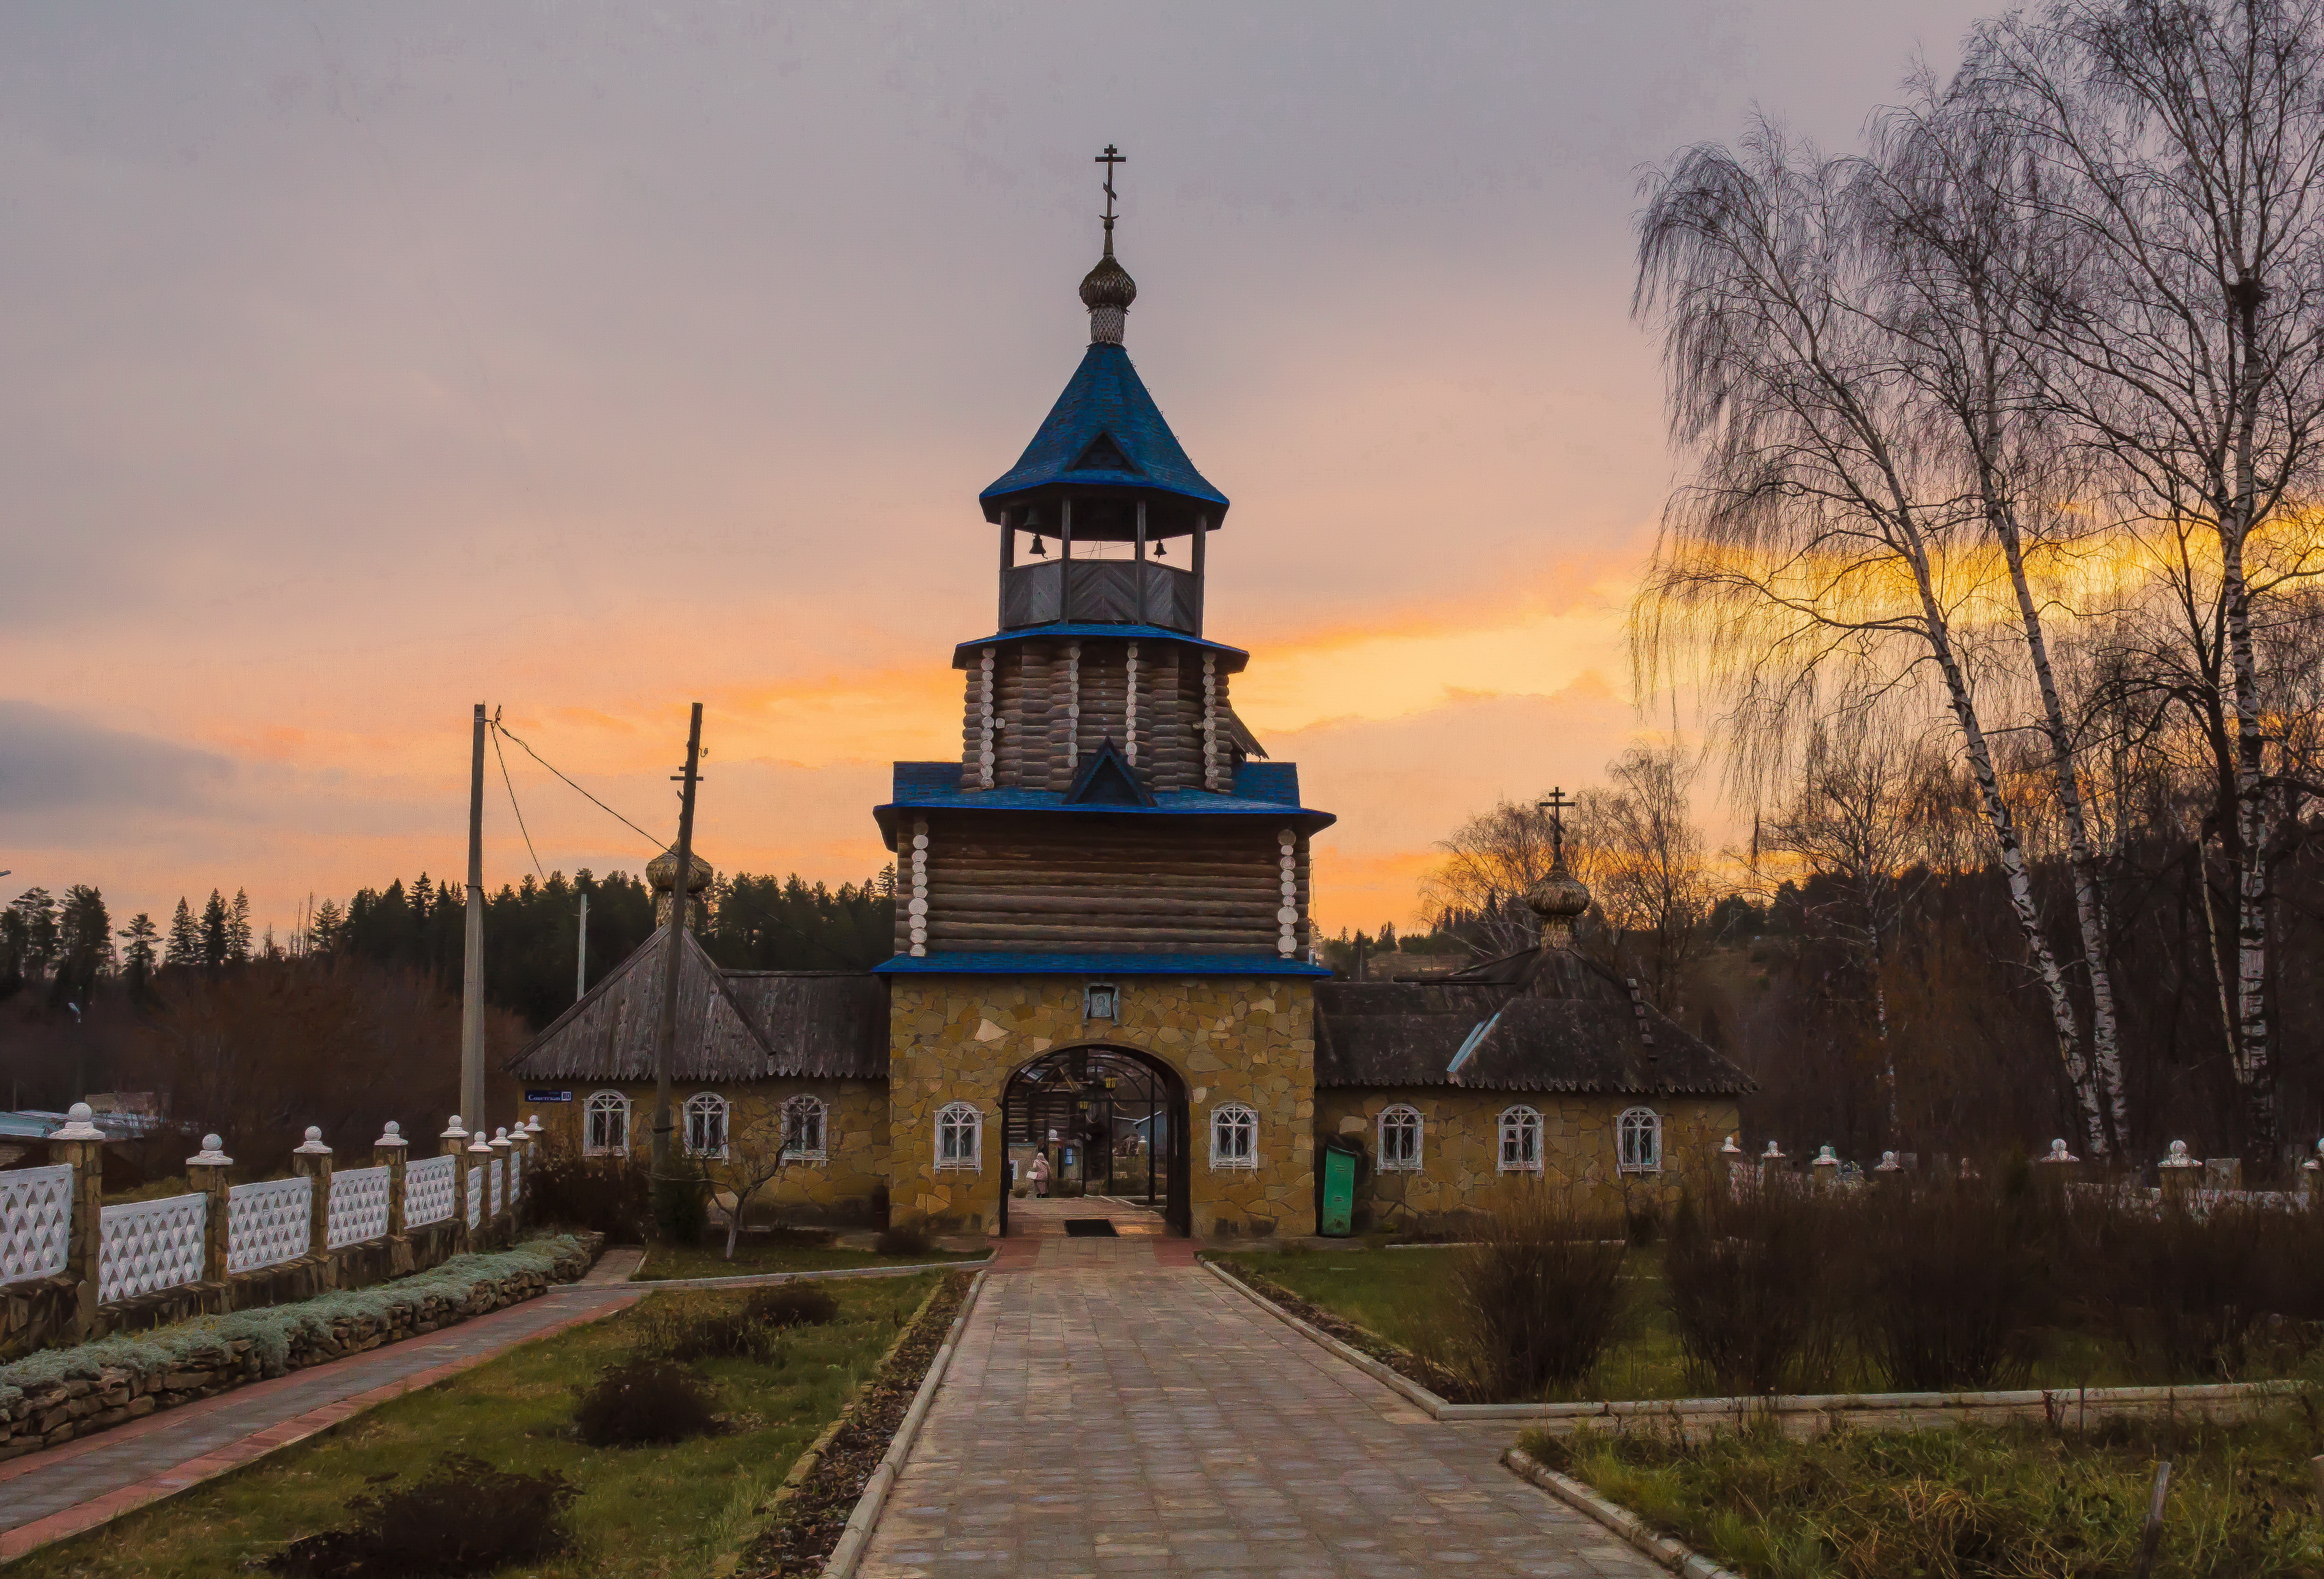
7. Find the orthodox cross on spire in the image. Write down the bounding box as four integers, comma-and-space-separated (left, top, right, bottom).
1079, 143, 1137, 345
1538, 788, 1573, 868
1096, 144, 1126, 255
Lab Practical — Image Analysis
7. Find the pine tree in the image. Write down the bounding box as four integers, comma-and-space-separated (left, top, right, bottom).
119, 912, 159, 1001
311, 898, 344, 953
53, 886, 113, 1006
200, 890, 229, 971
228, 888, 253, 964
165, 897, 200, 968
7, 890, 59, 987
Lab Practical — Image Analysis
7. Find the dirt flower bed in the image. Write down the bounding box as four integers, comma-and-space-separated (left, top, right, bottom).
1208, 1257, 1475, 1403
736, 1270, 974, 1577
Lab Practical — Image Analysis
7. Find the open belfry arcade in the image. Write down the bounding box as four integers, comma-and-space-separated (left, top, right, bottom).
510, 151, 1749, 1239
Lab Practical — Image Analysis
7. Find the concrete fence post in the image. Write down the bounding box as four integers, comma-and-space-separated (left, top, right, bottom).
467, 1128, 497, 1245
2159, 1140, 2201, 1205
291, 1126, 333, 1280
376, 1121, 410, 1236
187, 1133, 234, 1288
441, 1116, 470, 1251
50, 1103, 106, 1340
1811, 1145, 1841, 1192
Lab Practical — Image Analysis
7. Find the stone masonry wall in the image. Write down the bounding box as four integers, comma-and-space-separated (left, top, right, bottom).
888, 976, 1317, 1238
1314, 1088, 1740, 1233
0, 1234, 600, 1464
533, 1079, 891, 1227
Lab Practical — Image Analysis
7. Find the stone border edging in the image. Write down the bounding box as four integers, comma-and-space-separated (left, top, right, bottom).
630, 1255, 991, 1289
1502, 1445, 1743, 1579
821, 1267, 989, 1579
1201, 1257, 2295, 1426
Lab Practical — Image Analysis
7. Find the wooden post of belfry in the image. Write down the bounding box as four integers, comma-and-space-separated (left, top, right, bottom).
649, 703, 705, 1230
461, 704, 488, 1134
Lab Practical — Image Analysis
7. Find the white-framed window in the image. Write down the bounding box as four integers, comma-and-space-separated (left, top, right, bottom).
935, 1101, 982, 1171
782, 1094, 828, 1162
1377, 1104, 1423, 1171
1618, 1107, 1663, 1174
1499, 1105, 1544, 1173
584, 1090, 630, 1156
1209, 1102, 1258, 1169
684, 1092, 729, 1158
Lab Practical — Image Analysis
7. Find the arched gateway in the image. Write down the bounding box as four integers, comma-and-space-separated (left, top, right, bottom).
999, 1045, 1190, 1237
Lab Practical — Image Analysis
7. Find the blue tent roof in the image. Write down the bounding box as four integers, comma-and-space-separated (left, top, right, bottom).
980, 343, 1228, 515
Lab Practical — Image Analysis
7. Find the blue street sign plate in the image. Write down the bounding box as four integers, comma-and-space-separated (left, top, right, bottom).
525, 1089, 574, 1103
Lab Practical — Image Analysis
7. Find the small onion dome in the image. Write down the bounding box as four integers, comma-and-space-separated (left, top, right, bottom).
646, 846, 714, 895
1080, 251, 1137, 345
1524, 861, 1591, 949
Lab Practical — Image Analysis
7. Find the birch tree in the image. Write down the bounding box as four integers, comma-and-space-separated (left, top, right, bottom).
1633, 127, 2117, 1152
1964, 0, 2324, 1159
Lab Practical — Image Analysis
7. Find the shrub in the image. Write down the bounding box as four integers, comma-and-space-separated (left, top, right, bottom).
573, 1357, 722, 1446
744, 1283, 838, 1329
1846, 1168, 2051, 1391
636, 1293, 759, 1363
527, 1149, 653, 1241
1447, 1193, 1626, 1400
1663, 1182, 1839, 1395
267, 1453, 577, 1576
653, 1174, 707, 1245
2076, 1193, 2279, 1381
875, 1223, 935, 1257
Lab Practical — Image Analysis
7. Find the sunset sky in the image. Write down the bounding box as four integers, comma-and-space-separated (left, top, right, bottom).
0, 2, 1995, 941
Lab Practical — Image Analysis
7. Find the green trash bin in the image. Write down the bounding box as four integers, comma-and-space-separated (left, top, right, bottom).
1319, 1142, 1358, 1237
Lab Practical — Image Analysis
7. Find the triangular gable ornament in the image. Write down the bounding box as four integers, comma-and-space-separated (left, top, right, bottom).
1064, 738, 1155, 806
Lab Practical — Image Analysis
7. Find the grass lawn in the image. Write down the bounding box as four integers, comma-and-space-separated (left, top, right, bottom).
1524, 1402, 2324, 1578
13, 1273, 949, 1579
1219, 1246, 2309, 1402
631, 1241, 988, 1280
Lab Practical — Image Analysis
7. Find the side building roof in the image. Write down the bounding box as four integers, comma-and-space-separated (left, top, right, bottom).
1312, 950, 1754, 1097
505, 925, 888, 1083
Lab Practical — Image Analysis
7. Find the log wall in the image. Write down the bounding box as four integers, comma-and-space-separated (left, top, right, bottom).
922, 816, 1311, 956
956, 636, 1232, 795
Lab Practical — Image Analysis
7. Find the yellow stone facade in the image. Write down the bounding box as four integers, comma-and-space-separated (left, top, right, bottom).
1313, 1087, 1739, 1233
532, 1078, 892, 1226
886, 975, 1317, 1237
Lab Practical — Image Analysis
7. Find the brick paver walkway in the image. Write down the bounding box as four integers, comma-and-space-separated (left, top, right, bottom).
0, 1248, 647, 1558
859, 1238, 1659, 1578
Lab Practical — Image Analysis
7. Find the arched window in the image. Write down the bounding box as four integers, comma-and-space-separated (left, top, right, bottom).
1210, 1103, 1258, 1169
1377, 1104, 1423, 1171
782, 1094, 828, 1162
584, 1090, 630, 1157
934, 1102, 982, 1171
1498, 1105, 1543, 1173
1618, 1107, 1663, 1174
684, 1092, 729, 1158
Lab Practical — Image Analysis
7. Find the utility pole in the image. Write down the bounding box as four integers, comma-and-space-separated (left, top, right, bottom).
460, 704, 487, 1130
649, 703, 705, 1207
575, 890, 589, 1003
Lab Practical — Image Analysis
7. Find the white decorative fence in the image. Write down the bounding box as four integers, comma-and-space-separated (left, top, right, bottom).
3, 1108, 543, 1346
98, 1192, 207, 1303
229, 1177, 313, 1274
406, 1154, 457, 1228
327, 1165, 393, 1249
0, 1164, 73, 1284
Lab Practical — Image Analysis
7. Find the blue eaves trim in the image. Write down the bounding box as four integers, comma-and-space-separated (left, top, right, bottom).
875, 951, 1330, 977
980, 342, 1229, 513
952, 624, 1248, 671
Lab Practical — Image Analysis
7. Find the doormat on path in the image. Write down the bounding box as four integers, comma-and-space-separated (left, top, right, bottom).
1063, 1220, 1118, 1237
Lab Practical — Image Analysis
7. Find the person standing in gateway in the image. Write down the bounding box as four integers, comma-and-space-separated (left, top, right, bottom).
1028, 1150, 1051, 1199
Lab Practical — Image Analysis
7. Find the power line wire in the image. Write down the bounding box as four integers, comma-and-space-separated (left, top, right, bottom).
489, 710, 548, 884
490, 720, 664, 852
